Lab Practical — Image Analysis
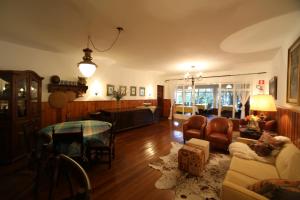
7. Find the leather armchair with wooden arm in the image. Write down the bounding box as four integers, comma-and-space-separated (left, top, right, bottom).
183, 115, 207, 143
205, 117, 233, 151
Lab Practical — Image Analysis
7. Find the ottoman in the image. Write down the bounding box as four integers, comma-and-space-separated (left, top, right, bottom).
186, 138, 210, 162
178, 145, 205, 176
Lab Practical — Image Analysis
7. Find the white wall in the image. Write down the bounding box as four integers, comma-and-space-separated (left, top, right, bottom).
0, 40, 163, 102
270, 27, 300, 110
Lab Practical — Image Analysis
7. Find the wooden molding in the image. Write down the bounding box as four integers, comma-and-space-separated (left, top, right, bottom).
48, 84, 88, 97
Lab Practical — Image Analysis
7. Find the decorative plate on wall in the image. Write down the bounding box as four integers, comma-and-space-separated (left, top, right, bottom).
49, 91, 67, 109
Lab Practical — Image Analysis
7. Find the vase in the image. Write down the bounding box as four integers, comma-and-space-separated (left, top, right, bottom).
116, 100, 121, 109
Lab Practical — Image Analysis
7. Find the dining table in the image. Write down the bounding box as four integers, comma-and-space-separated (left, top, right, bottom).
39, 120, 112, 146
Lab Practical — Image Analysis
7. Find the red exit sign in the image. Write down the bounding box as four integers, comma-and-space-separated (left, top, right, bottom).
258, 80, 265, 85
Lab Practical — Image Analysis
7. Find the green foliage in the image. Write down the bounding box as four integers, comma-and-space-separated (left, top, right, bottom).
112, 89, 125, 101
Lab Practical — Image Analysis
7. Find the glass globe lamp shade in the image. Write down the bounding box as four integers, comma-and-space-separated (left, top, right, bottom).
78, 62, 97, 78
78, 48, 97, 78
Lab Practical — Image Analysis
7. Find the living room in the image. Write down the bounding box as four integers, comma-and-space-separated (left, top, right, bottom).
0, 0, 300, 199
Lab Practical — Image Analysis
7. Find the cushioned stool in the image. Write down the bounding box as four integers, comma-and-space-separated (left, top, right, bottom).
186, 138, 210, 162
178, 145, 205, 176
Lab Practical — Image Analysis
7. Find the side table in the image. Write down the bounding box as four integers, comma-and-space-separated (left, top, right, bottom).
239, 127, 262, 140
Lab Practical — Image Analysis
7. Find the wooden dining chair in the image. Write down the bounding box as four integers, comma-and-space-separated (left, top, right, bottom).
86, 122, 115, 169
52, 125, 84, 163
49, 154, 92, 200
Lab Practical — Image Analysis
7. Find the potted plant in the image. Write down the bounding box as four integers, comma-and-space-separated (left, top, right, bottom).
112, 89, 125, 108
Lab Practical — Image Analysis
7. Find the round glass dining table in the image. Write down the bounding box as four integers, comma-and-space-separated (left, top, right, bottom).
39, 120, 112, 144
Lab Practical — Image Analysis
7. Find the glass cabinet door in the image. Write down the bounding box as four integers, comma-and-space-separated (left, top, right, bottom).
0, 74, 11, 119
30, 80, 39, 116
16, 76, 27, 118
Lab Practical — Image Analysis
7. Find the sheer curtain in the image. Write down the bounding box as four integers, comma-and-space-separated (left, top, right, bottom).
236, 84, 251, 119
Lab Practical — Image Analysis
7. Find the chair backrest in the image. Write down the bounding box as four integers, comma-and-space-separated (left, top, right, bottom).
52, 125, 83, 158
208, 117, 231, 134
49, 154, 92, 200
103, 121, 116, 148
110, 121, 116, 140
188, 115, 207, 129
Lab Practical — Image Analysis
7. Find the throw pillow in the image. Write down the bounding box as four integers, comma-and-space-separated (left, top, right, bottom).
258, 132, 285, 150
249, 142, 273, 157
247, 179, 300, 200
248, 132, 285, 157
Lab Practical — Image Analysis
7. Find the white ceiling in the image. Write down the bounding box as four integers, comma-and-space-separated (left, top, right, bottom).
0, 0, 299, 75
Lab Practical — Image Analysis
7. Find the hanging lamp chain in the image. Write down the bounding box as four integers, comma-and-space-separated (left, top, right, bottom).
87, 27, 123, 52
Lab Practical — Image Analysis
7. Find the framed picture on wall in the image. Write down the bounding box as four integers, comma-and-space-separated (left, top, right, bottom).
269, 76, 277, 100
119, 85, 127, 96
106, 84, 114, 96
287, 36, 300, 104
139, 87, 145, 96
130, 86, 136, 96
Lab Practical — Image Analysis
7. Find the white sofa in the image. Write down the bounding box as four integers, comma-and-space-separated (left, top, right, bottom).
221, 141, 300, 200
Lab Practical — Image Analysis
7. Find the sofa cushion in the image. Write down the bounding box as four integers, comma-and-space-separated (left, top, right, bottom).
207, 132, 229, 144
276, 143, 300, 180
230, 156, 279, 180
225, 170, 259, 188
184, 129, 201, 138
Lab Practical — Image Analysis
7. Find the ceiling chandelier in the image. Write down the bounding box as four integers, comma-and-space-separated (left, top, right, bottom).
184, 66, 203, 89
78, 27, 124, 78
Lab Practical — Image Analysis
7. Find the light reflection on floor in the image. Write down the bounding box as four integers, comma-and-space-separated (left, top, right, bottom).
173, 121, 180, 127
172, 130, 183, 140
145, 141, 155, 156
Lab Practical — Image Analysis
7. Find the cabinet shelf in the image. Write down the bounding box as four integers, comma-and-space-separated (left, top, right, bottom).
48, 84, 88, 97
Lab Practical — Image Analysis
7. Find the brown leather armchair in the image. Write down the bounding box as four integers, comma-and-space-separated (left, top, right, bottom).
205, 117, 233, 151
183, 115, 207, 143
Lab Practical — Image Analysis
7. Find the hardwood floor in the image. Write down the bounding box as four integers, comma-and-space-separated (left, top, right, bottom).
0, 119, 184, 200
90, 119, 182, 200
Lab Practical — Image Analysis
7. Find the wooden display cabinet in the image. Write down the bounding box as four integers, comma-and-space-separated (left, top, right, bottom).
0, 70, 43, 164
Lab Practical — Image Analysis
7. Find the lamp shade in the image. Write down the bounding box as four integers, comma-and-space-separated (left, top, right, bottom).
250, 94, 277, 112
78, 63, 97, 78
78, 48, 97, 77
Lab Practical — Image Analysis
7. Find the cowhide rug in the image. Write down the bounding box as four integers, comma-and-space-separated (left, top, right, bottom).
149, 142, 231, 200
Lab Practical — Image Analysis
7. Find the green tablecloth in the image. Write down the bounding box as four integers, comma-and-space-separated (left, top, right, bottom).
39, 120, 112, 144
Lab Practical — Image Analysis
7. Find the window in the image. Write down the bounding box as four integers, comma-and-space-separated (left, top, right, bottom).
195, 88, 214, 108
175, 86, 215, 108
221, 91, 233, 106
175, 87, 183, 104
174, 83, 251, 118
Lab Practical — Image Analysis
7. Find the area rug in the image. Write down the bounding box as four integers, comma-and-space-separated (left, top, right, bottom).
149, 142, 231, 200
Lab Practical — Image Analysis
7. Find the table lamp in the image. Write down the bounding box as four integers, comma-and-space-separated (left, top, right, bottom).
250, 94, 277, 119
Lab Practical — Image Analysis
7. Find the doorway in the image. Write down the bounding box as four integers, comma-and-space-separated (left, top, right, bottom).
157, 85, 164, 117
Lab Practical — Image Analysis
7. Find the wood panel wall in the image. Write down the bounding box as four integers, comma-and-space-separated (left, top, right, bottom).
275, 107, 300, 148
163, 99, 171, 118
41, 99, 157, 127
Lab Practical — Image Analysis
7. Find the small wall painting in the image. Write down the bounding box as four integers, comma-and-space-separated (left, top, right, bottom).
139, 87, 145, 96
269, 76, 277, 100
130, 86, 136, 96
287, 36, 300, 104
106, 84, 114, 96
119, 85, 127, 96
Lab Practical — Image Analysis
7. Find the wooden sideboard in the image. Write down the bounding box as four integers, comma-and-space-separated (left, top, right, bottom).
93, 107, 160, 132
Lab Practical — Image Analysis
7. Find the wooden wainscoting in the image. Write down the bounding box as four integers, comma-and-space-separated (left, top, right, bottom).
41, 99, 157, 127
163, 99, 171, 118
275, 107, 300, 148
